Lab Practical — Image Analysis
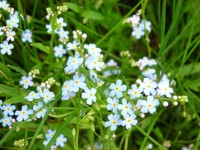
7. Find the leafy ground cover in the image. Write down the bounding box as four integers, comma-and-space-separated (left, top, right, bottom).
0, 0, 200, 149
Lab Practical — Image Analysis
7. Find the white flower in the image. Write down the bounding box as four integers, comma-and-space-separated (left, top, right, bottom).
54, 44, 66, 58
121, 114, 138, 129
70, 74, 86, 92
6, 30, 15, 41
85, 56, 104, 71
22, 29, 32, 43
56, 134, 67, 147
40, 88, 55, 103
107, 59, 118, 67
126, 15, 140, 28
25, 91, 40, 101
33, 102, 47, 118
105, 114, 122, 131
81, 88, 96, 105
15, 105, 33, 122
139, 20, 151, 32
56, 28, 69, 39
132, 26, 144, 39
84, 43, 101, 57
19, 76, 34, 89
117, 98, 134, 116
67, 41, 79, 50
109, 80, 127, 98
128, 84, 143, 99
106, 97, 119, 113
0, 0, 9, 10
139, 96, 159, 114
140, 78, 157, 96
0, 116, 12, 127
0, 40, 14, 55
2, 104, 16, 116
56, 17, 67, 28
157, 81, 173, 98
142, 68, 156, 80
65, 54, 83, 74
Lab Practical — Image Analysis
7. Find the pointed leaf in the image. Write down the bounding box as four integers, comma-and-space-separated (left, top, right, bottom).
31, 43, 50, 54
81, 10, 105, 20
64, 2, 80, 13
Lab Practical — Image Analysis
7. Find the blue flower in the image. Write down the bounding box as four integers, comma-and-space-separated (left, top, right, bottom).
2, 104, 16, 116
40, 88, 55, 103
109, 80, 127, 98
22, 29, 32, 43
117, 98, 134, 116
0, 40, 14, 55
81, 88, 96, 105
56, 134, 67, 147
106, 97, 119, 113
65, 54, 83, 74
19, 75, 34, 89
15, 105, 33, 122
25, 91, 40, 101
54, 44, 66, 58
139, 96, 159, 114
70, 74, 86, 92
33, 102, 47, 118
45, 129, 56, 140
105, 114, 122, 131
0, 116, 12, 127
121, 113, 138, 129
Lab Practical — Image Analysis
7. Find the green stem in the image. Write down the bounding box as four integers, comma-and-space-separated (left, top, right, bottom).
135, 125, 166, 150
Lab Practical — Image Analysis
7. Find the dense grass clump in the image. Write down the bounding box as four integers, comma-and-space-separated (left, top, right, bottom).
0, 0, 200, 149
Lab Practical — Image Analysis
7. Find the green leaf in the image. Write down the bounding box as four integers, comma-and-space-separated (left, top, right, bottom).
5, 95, 29, 104
7, 64, 27, 75
0, 84, 19, 97
180, 62, 200, 76
0, 62, 11, 80
64, 2, 80, 13
31, 43, 50, 54
81, 10, 105, 20
153, 127, 163, 139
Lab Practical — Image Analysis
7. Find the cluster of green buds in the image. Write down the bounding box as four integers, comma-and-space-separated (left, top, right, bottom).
182, 111, 195, 121
41, 77, 55, 89
120, 51, 131, 57
73, 30, 87, 43
129, 58, 137, 67
46, 7, 54, 20
28, 69, 40, 78
2, 25, 10, 32
173, 95, 188, 105
5, 7, 14, 14
14, 139, 28, 147
56, 5, 68, 14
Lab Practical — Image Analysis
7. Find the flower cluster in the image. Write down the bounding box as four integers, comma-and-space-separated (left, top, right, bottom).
103, 59, 120, 78
125, 10, 151, 39
46, 6, 69, 44
104, 56, 189, 131
0, 2, 192, 149
0, 0, 32, 55
60, 30, 106, 105
0, 100, 15, 127
19, 69, 40, 89
43, 129, 67, 149
0, 101, 34, 126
